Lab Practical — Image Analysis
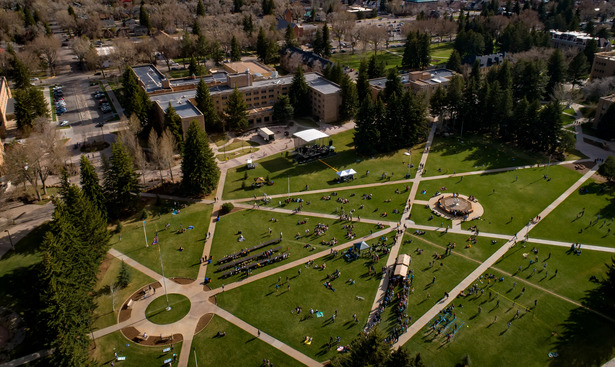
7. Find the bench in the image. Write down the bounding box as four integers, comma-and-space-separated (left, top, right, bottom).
135, 334, 149, 341
164, 358, 173, 364
126, 299, 134, 309
116, 357, 126, 361
162, 347, 171, 353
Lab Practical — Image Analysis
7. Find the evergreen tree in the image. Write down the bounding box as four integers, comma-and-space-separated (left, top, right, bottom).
195, 34, 208, 60
354, 97, 380, 156
195, 78, 220, 132
339, 74, 358, 120
103, 141, 141, 218
367, 54, 385, 78
116, 261, 132, 289
598, 156, 615, 181
262, 0, 274, 15
288, 67, 310, 116
583, 38, 598, 67
192, 18, 201, 36
121, 67, 152, 127
13, 87, 49, 130
210, 41, 225, 65
446, 75, 464, 130
233, 0, 243, 12
356, 58, 371, 102
188, 55, 199, 76
242, 15, 254, 35
285, 24, 298, 48
430, 85, 448, 122
402, 31, 419, 69
446, 49, 462, 73
547, 49, 566, 95
418, 31, 431, 69
256, 27, 267, 63
230, 36, 242, 62
9, 47, 31, 89
322, 24, 332, 58
536, 100, 563, 153
272, 94, 294, 122
567, 51, 588, 86
313, 28, 323, 56
80, 156, 106, 221
139, 1, 152, 33
224, 86, 248, 131
384, 68, 403, 99
181, 121, 220, 196
164, 103, 183, 144
196, 0, 206, 16
597, 103, 615, 140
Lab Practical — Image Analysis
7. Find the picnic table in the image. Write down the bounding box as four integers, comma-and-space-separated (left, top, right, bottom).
216, 238, 281, 264
220, 252, 289, 278
217, 246, 282, 272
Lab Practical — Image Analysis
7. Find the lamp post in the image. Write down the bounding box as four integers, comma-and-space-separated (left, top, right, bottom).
545, 155, 552, 179
157, 234, 171, 311
193, 347, 198, 367
4, 230, 14, 250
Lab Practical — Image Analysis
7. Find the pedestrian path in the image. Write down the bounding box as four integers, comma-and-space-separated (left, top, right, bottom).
393, 163, 599, 348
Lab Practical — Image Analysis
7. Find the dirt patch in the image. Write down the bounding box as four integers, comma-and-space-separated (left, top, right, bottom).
118, 307, 131, 323
121, 327, 183, 346
194, 313, 214, 335
563, 162, 607, 183
171, 277, 194, 285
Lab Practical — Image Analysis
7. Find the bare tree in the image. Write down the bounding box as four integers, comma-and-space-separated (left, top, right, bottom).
0, 10, 25, 42
148, 129, 164, 183
159, 129, 177, 182
347, 25, 361, 54
118, 116, 148, 185
113, 37, 138, 73
85, 47, 109, 78
29, 35, 61, 76
155, 34, 180, 71
329, 11, 356, 50
71, 36, 92, 67
4, 142, 41, 201
30, 118, 67, 195
361, 25, 388, 54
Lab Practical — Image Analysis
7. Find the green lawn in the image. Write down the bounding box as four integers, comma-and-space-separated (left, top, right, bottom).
223, 128, 423, 200
561, 113, 576, 125
492, 241, 614, 302
210, 133, 229, 147
262, 184, 412, 223
330, 50, 402, 71
92, 256, 155, 330
145, 294, 191, 324
410, 201, 453, 229
414, 231, 502, 263
217, 250, 389, 362
223, 139, 260, 151
216, 148, 259, 161
530, 180, 615, 247
91, 330, 182, 366
205, 209, 380, 283
429, 42, 454, 60
49, 87, 57, 122
188, 316, 302, 367
563, 107, 575, 115
403, 266, 615, 367
99, 82, 118, 114
424, 134, 547, 176
111, 202, 213, 279
167, 69, 191, 78
417, 165, 582, 235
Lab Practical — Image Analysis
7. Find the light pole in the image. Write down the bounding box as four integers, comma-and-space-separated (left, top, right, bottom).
193, 347, 198, 367
157, 234, 171, 311
4, 230, 14, 250
545, 155, 552, 179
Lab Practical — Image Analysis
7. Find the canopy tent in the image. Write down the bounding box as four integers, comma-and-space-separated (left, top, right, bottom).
254, 177, 265, 183
336, 169, 357, 178
292, 129, 329, 144
397, 254, 411, 267
354, 241, 370, 251
246, 158, 256, 169
394, 264, 408, 278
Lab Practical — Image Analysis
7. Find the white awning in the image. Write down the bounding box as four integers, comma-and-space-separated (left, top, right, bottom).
292, 129, 329, 143
394, 264, 408, 278
336, 169, 357, 177
397, 254, 411, 267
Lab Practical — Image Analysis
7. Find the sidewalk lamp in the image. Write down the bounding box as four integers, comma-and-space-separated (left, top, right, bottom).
4, 230, 14, 250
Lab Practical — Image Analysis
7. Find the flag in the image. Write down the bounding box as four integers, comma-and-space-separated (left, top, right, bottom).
152, 234, 158, 246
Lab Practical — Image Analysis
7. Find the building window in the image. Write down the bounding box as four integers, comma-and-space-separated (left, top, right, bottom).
264, 116, 270, 122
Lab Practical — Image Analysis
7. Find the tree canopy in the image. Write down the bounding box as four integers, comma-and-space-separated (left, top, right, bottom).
181, 121, 220, 196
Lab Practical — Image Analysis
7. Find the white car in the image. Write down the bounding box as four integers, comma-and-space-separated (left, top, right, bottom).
59, 120, 69, 127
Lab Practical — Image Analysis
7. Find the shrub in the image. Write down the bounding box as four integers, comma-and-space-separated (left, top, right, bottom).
115, 221, 123, 234
141, 210, 148, 220
220, 202, 234, 215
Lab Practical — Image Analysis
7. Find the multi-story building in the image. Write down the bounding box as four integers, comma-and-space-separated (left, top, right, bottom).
593, 94, 615, 127
550, 30, 611, 53
368, 69, 455, 100
132, 64, 341, 134
590, 51, 615, 79
279, 46, 333, 74
0, 77, 13, 130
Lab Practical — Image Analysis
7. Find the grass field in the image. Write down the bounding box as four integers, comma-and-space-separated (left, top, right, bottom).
262, 183, 412, 223
561, 113, 576, 125
216, 147, 259, 161
92, 255, 154, 330
530, 180, 615, 247
111, 202, 213, 279
217, 250, 389, 362
223, 129, 423, 200
145, 294, 191, 324
417, 165, 582, 235
330, 50, 402, 71
424, 134, 548, 176
205, 209, 380, 283
91, 330, 182, 366
188, 316, 302, 367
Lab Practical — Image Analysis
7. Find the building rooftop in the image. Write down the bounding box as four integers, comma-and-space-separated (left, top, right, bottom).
305, 73, 341, 94
223, 61, 274, 76
169, 72, 228, 88
132, 64, 167, 93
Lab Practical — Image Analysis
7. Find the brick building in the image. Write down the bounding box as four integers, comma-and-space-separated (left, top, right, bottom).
590, 51, 615, 80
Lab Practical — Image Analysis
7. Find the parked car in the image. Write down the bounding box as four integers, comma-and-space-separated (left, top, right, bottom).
95, 122, 104, 127
59, 120, 69, 127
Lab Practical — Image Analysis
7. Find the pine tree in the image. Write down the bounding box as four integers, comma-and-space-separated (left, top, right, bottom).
288, 67, 310, 116
164, 103, 183, 144
230, 36, 241, 62
195, 78, 220, 132
192, 18, 201, 36
583, 38, 598, 67
356, 59, 371, 102
224, 86, 248, 131
598, 156, 615, 181
546, 49, 566, 95
233, 0, 243, 12
103, 141, 141, 218
196, 0, 206, 16
285, 24, 298, 48
322, 24, 332, 58
210, 41, 225, 65
339, 74, 358, 120
446, 49, 462, 73
122, 67, 152, 126
8, 47, 31, 89
367, 54, 385, 78
13, 87, 49, 130
402, 32, 419, 69
567, 51, 588, 86
313, 28, 323, 56
256, 27, 267, 63
181, 121, 220, 196
116, 261, 132, 289
384, 68, 403, 99
354, 97, 380, 156
262, 0, 274, 15
430, 85, 448, 123
189, 55, 199, 76
80, 156, 107, 221
536, 100, 563, 153
273, 94, 294, 122
139, 1, 152, 33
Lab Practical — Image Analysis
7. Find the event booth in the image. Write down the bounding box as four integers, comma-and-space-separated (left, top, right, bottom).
291, 129, 334, 163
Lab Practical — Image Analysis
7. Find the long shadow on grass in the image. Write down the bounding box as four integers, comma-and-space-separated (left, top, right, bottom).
550, 273, 615, 366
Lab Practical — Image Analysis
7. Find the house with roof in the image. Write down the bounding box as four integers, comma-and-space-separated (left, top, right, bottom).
463, 52, 507, 68
368, 69, 455, 99
280, 46, 333, 74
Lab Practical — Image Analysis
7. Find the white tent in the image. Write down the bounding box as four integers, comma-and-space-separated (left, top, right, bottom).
354, 241, 370, 251
397, 254, 411, 267
292, 129, 329, 143
394, 264, 408, 278
336, 169, 357, 178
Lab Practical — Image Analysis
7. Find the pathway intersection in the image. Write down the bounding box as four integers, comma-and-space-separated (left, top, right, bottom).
92, 125, 615, 367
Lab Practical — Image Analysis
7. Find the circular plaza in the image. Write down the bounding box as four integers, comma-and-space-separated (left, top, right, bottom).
428, 193, 484, 221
